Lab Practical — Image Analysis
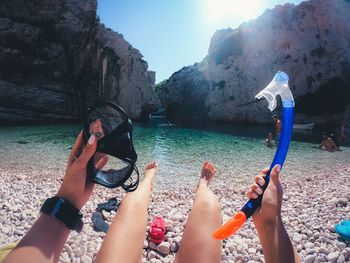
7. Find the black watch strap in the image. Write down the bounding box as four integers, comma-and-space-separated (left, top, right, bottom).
40, 197, 83, 232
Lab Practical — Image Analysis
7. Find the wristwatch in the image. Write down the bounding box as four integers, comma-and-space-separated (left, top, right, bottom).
40, 197, 83, 232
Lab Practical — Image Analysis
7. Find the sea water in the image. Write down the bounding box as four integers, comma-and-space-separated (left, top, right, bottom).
0, 121, 349, 187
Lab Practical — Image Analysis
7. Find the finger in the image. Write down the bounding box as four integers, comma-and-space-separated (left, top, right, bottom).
76, 135, 97, 166
255, 175, 265, 187
262, 167, 270, 174
95, 155, 108, 169
68, 131, 84, 166
270, 164, 281, 184
94, 152, 107, 165
246, 190, 258, 199
251, 183, 263, 195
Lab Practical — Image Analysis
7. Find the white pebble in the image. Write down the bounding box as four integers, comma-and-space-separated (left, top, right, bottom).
293, 233, 303, 243
81, 255, 92, 263
327, 252, 339, 262
304, 253, 317, 263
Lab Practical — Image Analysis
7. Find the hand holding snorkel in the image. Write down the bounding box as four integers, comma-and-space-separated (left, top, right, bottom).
213, 71, 295, 240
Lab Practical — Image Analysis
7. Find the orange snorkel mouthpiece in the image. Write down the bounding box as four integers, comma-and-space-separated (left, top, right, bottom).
212, 211, 246, 240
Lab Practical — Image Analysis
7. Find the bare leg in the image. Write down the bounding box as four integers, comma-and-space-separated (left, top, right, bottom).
95, 162, 158, 263
174, 161, 222, 263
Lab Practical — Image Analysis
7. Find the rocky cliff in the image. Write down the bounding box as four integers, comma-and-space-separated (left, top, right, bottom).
0, 0, 160, 123
160, 0, 350, 124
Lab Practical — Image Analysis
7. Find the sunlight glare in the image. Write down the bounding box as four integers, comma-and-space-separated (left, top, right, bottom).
202, 0, 265, 27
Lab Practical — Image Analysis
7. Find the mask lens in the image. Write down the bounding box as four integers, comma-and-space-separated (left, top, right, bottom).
86, 104, 125, 140
94, 154, 133, 187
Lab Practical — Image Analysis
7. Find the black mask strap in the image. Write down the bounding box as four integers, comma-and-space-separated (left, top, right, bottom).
121, 163, 139, 192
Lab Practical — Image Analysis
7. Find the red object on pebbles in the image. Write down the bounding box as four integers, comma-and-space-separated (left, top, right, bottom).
149, 216, 165, 244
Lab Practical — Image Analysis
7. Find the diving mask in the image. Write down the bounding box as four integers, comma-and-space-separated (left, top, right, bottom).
83, 101, 139, 191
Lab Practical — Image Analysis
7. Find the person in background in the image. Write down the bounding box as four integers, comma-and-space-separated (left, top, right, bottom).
330, 134, 340, 148
272, 115, 282, 142
319, 132, 339, 152
265, 132, 274, 147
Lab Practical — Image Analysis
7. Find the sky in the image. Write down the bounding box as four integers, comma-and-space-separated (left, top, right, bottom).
97, 0, 305, 83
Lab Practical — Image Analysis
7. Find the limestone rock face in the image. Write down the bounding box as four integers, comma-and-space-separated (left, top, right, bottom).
97, 26, 160, 119
0, 0, 160, 123
160, 0, 350, 124
157, 63, 210, 119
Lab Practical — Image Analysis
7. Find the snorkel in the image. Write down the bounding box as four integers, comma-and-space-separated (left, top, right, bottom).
213, 71, 295, 240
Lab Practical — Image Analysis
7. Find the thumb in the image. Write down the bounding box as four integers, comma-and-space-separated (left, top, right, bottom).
269, 164, 281, 185
76, 135, 97, 166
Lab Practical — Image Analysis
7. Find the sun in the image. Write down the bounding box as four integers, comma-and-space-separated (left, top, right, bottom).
202, 0, 264, 27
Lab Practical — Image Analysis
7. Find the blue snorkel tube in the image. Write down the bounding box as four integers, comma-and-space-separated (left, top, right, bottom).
213, 71, 295, 240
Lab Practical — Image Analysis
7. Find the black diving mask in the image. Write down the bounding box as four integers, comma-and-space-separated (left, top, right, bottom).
83, 101, 139, 191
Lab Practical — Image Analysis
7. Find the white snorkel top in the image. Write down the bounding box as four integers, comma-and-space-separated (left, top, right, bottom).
255, 71, 295, 111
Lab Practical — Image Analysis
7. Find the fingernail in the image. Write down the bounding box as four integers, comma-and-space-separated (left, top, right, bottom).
257, 187, 263, 194
88, 135, 95, 145
259, 179, 265, 186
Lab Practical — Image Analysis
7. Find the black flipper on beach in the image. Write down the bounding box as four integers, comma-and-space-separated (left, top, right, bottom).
96, 197, 120, 212
91, 212, 109, 233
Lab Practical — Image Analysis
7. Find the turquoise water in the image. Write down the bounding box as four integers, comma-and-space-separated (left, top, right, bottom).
0, 121, 349, 187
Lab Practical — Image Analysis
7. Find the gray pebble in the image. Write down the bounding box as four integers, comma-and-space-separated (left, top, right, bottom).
157, 242, 170, 255
147, 250, 157, 260
170, 241, 179, 253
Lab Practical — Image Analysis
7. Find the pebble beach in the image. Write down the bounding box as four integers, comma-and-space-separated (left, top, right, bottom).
0, 125, 350, 263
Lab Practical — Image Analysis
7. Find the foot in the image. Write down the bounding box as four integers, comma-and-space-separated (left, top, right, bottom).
199, 161, 217, 186
145, 161, 158, 179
